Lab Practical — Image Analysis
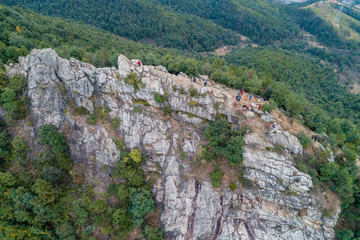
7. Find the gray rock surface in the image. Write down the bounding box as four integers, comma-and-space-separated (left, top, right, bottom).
10, 49, 340, 240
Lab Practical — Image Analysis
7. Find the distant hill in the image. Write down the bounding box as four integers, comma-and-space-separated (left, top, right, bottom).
271, 0, 308, 4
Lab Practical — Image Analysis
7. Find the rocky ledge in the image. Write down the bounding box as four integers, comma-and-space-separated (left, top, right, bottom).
7, 49, 340, 239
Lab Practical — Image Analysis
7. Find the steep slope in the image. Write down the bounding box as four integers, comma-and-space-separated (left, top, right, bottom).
1, 0, 241, 51
152, 0, 300, 44
5, 48, 340, 239
0, 3, 193, 67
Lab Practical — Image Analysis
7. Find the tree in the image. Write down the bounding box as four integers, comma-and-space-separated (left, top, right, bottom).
205, 118, 231, 150
336, 229, 354, 240
332, 168, 355, 207
11, 136, 29, 165
72, 198, 89, 226
221, 135, 244, 165
1, 88, 16, 104
0, 172, 17, 187
7, 75, 26, 93
38, 124, 71, 169
56, 222, 76, 240
32, 179, 57, 205
112, 209, 132, 232
319, 162, 338, 182
184, 58, 199, 77
129, 187, 155, 227
42, 166, 63, 184
142, 225, 164, 240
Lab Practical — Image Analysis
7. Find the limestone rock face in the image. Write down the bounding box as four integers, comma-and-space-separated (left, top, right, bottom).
11, 49, 340, 240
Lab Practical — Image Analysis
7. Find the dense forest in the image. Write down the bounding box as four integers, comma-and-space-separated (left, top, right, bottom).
0, 0, 360, 239
4, 0, 359, 50
1, 0, 241, 51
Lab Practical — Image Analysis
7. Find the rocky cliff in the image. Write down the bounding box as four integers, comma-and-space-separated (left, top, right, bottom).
7, 49, 340, 240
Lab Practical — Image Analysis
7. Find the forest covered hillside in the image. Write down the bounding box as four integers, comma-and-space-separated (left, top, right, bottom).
0, 0, 360, 239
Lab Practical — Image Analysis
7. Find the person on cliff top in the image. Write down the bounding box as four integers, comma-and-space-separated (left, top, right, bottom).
258, 104, 262, 110
236, 95, 241, 102
241, 89, 244, 95
137, 60, 141, 67
244, 95, 248, 101
204, 80, 208, 87
193, 76, 196, 82
249, 94, 253, 101
238, 89, 241, 95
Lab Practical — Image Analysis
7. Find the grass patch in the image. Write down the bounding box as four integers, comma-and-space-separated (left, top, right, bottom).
111, 117, 122, 129
85, 105, 110, 125
75, 106, 90, 115
124, 73, 145, 92
163, 105, 172, 116
154, 93, 168, 103
133, 99, 150, 106
210, 165, 224, 188
188, 100, 198, 107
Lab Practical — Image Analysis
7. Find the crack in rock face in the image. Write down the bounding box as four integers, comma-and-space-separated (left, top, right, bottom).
11, 49, 340, 240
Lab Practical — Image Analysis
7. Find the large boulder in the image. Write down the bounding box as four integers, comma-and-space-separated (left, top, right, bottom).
117, 54, 131, 77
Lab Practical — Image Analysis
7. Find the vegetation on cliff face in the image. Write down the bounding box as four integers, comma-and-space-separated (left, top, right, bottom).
0, 122, 161, 239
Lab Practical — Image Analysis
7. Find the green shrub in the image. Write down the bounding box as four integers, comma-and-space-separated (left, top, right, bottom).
38, 124, 71, 170
241, 177, 254, 189
142, 225, 164, 240
319, 162, 338, 182
1, 88, 16, 104
189, 87, 198, 97
124, 73, 144, 91
180, 151, 187, 160
112, 209, 132, 232
261, 99, 277, 112
221, 135, 244, 165
297, 131, 311, 149
188, 100, 198, 107
111, 117, 122, 129
332, 168, 355, 207
204, 118, 245, 165
210, 166, 224, 188
72, 198, 90, 226
56, 222, 76, 240
0, 172, 17, 187
86, 114, 97, 125
32, 179, 57, 205
129, 149, 142, 163
229, 182, 237, 191
179, 87, 186, 95
154, 93, 168, 103
75, 106, 90, 115
85, 105, 110, 125
11, 136, 29, 165
163, 105, 172, 116
42, 166, 64, 184
335, 229, 354, 240
133, 107, 142, 113
113, 139, 126, 151
274, 145, 285, 154
7, 75, 26, 93
200, 146, 217, 162
133, 99, 150, 106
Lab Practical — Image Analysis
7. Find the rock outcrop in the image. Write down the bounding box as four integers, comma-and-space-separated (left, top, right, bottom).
8, 49, 340, 240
